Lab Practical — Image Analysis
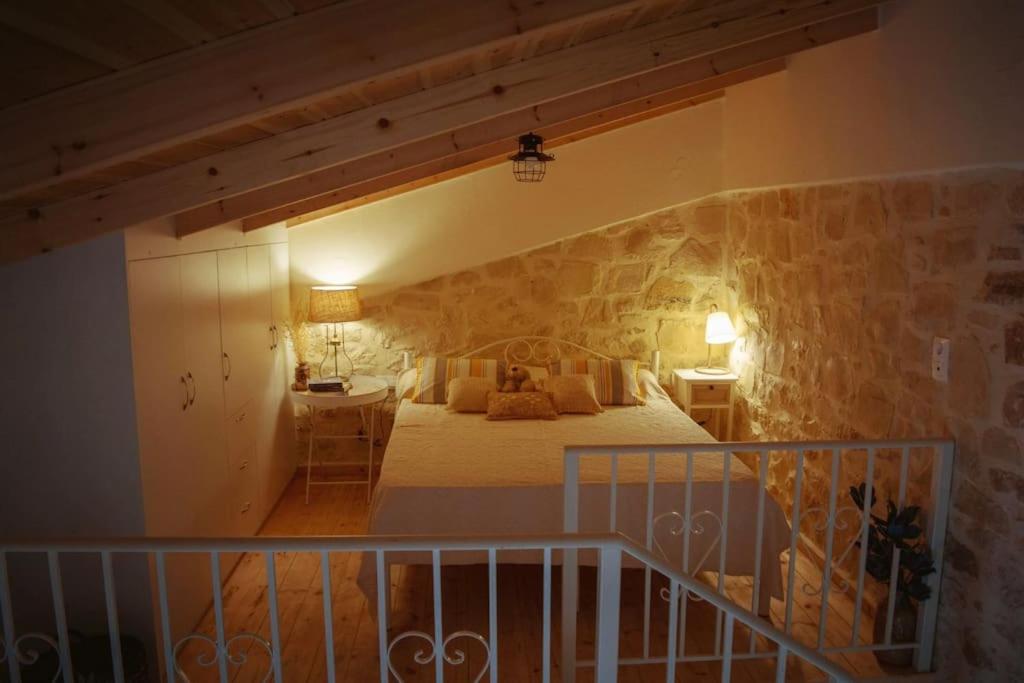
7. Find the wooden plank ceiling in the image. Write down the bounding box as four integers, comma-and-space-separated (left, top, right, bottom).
0, 0, 882, 262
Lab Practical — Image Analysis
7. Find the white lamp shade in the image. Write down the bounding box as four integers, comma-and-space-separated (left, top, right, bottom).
705, 311, 737, 345
309, 285, 362, 323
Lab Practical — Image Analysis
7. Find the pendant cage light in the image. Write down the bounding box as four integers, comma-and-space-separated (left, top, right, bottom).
509, 132, 555, 182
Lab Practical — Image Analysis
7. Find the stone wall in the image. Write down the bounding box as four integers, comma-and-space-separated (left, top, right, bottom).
293, 198, 733, 379
291, 166, 1023, 681
724, 167, 1024, 681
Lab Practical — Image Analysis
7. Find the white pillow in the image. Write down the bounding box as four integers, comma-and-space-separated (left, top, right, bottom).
396, 367, 418, 400
637, 369, 669, 400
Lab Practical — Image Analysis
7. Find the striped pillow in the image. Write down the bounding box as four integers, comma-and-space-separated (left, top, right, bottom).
412, 357, 506, 404
548, 359, 644, 406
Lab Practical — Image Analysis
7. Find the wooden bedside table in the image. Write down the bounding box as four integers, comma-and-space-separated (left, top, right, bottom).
672, 369, 738, 440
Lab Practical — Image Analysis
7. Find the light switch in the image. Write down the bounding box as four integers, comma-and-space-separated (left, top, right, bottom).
932, 337, 950, 383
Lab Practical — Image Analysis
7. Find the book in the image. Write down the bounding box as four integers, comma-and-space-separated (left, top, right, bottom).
308, 377, 347, 393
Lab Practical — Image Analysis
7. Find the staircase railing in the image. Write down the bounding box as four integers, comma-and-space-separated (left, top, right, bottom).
0, 532, 853, 682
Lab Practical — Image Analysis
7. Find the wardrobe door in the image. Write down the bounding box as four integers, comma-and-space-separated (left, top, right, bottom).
247, 244, 280, 519
262, 242, 294, 514
217, 248, 252, 416
126, 256, 188, 534
129, 257, 212, 640
180, 251, 230, 535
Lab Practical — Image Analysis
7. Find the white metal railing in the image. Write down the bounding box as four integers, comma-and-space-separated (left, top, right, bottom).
562, 438, 955, 681
0, 532, 854, 682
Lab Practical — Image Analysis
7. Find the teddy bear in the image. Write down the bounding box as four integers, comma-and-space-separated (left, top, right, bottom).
500, 364, 538, 392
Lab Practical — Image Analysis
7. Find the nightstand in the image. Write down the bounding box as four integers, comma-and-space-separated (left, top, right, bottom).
672, 369, 738, 440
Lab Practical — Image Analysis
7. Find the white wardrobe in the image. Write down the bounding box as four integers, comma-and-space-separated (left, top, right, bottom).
125, 226, 293, 638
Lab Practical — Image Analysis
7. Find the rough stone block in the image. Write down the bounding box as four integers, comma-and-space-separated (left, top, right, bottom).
980, 271, 1024, 304
556, 261, 600, 296
669, 239, 722, 276
891, 180, 934, 220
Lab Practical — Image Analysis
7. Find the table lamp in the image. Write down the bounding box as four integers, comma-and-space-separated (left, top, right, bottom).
309, 285, 362, 380
695, 304, 737, 375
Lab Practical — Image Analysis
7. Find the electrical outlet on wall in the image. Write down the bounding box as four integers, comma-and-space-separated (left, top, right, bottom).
932, 337, 950, 383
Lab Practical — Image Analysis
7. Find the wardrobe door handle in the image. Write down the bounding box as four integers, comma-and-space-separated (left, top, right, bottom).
269, 324, 276, 350
179, 376, 188, 411
187, 372, 197, 406
223, 352, 231, 381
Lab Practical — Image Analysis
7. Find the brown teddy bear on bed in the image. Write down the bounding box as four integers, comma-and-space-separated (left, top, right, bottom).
500, 364, 538, 392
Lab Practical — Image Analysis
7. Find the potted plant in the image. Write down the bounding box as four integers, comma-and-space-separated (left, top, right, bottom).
284, 307, 316, 390
849, 482, 935, 668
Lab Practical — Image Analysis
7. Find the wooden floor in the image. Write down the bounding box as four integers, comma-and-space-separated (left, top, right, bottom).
177, 475, 897, 682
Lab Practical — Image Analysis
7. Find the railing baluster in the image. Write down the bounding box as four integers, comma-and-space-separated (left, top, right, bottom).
155, 552, 174, 683
715, 449, 732, 655
678, 451, 694, 657
100, 551, 125, 683
266, 552, 284, 683
46, 551, 74, 683
643, 450, 655, 660
750, 449, 768, 652
488, 548, 498, 683
594, 546, 621, 683
784, 450, 804, 635
432, 549, 443, 683
852, 448, 875, 647
722, 613, 735, 683
818, 449, 841, 650
665, 580, 679, 683
609, 451, 618, 533
543, 548, 552, 683
375, 551, 388, 683
774, 644, 788, 682
0, 552, 21, 683
884, 447, 910, 645
210, 552, 229, 683
321, 551, 336, 682
561, 449, 580, 683
914, 442, 955, 672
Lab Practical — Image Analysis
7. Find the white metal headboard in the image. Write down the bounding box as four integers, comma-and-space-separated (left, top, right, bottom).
401, 336, 660, 376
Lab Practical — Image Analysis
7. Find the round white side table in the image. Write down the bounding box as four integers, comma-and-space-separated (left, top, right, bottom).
291, 375, 389, 503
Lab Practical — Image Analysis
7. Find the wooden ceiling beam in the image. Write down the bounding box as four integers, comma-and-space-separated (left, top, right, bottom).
0, 0, 880, 263
179, 9, 877, 235
270, 90, 729, 230
0, 0, 657, 202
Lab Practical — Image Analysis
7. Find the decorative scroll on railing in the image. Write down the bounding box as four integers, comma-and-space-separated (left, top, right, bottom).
173, 632, 273, 682
0, 632, 61, 683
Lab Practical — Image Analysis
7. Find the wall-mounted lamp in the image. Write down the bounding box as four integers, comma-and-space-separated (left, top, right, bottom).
509, 132, 554, 182
695, 304, 737, 375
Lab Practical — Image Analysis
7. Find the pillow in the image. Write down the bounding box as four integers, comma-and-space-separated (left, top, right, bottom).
486, 391, 558, 420
542, 374, 603, 414
396, 367, 418, 400
446, 376, 494, 413
412, 357, 505, 404
549, 359, 645, 406
522, 365, 550, 381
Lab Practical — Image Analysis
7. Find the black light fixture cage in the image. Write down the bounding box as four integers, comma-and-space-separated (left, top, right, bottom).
509, 132, 555, 182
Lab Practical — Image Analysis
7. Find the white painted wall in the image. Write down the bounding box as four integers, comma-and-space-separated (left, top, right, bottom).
289, 99, 724, 297
0, 232, 154, 646
722, 0, 1024, 188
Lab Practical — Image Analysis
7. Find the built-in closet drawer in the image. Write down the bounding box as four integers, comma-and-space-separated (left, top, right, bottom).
227, 404, 261, 535
691, 383, 731, 406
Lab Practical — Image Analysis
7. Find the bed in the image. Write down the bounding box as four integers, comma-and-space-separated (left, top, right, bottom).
356, 340, 791, 613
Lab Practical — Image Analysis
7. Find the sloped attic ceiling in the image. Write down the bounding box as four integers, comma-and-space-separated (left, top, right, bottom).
0, 0, 882, 262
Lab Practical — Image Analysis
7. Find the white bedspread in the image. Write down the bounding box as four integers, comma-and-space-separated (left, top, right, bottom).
358, 375, 790, 608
